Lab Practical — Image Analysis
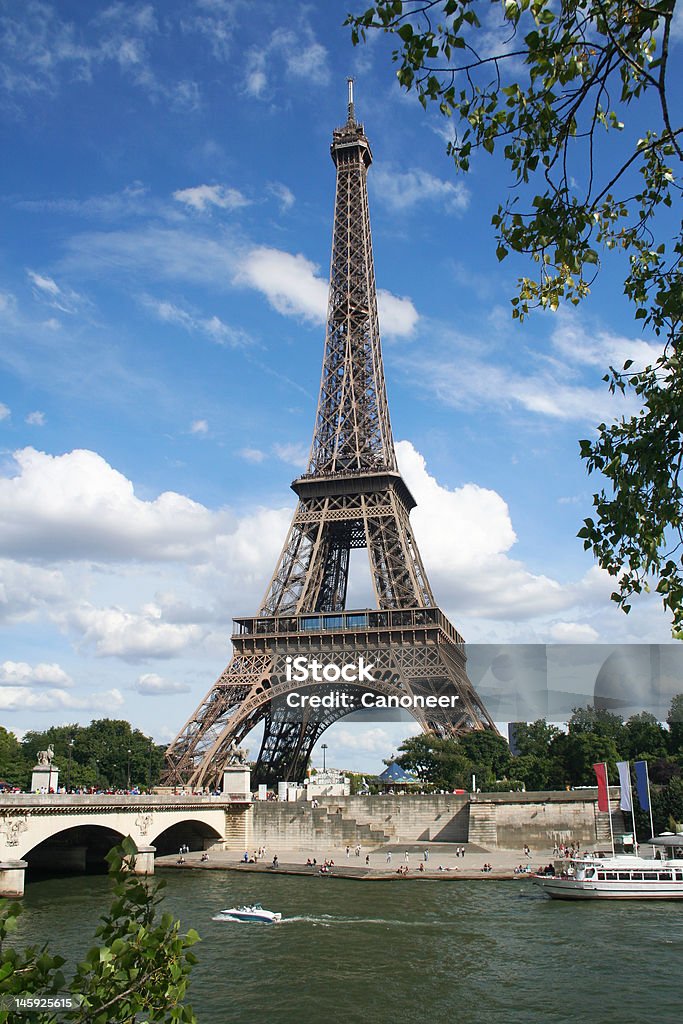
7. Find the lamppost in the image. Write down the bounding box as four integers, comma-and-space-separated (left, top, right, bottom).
321, 743, 328, 772
66, 738, 74, 792
94, 759, 99, 791
127, 748, 132, 791
148, 740, 153, 791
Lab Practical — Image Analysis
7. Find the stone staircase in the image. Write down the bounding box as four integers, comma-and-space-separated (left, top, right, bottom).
467, 801, 498, 848
245, 802, 389, 853
315, 794, 470, 844
594, 803, 626, 846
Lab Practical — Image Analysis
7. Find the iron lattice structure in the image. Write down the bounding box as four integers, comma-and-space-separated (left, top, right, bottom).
164, 85, 497, 789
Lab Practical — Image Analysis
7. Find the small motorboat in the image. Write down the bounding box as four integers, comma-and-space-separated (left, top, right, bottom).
213, 903, 282, 923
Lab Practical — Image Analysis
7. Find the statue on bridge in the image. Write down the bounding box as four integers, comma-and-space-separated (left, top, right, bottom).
224, 743, 248, 766
35, 744, 55, 768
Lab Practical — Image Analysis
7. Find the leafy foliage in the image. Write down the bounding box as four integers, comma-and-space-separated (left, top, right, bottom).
3, 720, 167, 791
0, 837, 199, 1024
348, 0, 683, 633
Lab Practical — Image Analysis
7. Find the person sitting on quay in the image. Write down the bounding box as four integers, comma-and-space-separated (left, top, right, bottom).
200, 852, 209, 862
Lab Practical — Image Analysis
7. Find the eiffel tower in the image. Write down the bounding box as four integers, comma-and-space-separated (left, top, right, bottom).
163, 82, 496, 789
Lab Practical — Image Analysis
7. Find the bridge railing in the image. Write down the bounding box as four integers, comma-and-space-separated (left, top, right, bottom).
0, 793, 251, 807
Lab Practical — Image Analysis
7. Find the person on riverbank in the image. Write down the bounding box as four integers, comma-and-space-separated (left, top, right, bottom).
272, 855, 278, 869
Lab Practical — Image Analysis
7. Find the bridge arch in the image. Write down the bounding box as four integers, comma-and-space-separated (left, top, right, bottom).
23, 823, 125, 877
151, 818, 223, 856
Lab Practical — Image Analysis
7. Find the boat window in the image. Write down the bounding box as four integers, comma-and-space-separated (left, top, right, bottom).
643, 872, 658, 881
584, 868, 595, 878
605, 872, 617, 880
618, 872, 630, 880
631, 872, 643, 880
676, 872, 683, 881
658, 873, 672, 882
597, 872, 605, 880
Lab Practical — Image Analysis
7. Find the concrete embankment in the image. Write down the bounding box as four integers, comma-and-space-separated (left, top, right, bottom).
229, 790, 614, 853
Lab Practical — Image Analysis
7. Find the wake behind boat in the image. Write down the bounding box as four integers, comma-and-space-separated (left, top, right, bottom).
213, 903, 282, 923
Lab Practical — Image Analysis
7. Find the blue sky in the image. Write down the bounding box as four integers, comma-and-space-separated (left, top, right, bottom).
1, 1, 681, 772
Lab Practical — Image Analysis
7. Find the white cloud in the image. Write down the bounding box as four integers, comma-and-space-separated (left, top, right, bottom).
61, 602, 206, 661
26, 269, 84, 314
268, 182, 295, 211
0, 447, 229, 562
133, 672, 190, 695
190, 419, 209, 435
0, 402, 10, 421
0, 686, 124, 712
142, 296, 251, 347
25, 410, 45, 426
0, 559, 67, 624
273, 442, 308, 469
172, 184, 249, 212
0, 660, 73, 688
548, 622, 600, 643
27, 271, 60, 296
239, 447, 266, 463
239, 246, 418, 337
238, 247, 327, 323
402, 313, 649, 422
397, 440, 583, 622
377, 289, 419, 337
372, 167, 469, 214
245, 22, 330, 99
550, 316, 662, 372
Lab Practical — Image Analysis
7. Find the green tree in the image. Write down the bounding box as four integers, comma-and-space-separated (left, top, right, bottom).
0, 838, 199, 1024
549, 730, 620, 786
0, 727, 28, 787
568, 705, 626, 746
19, 720, 166, 792
394, 733, 474, 788
459, 730, 512, 783
348, 0, 683, 635
667, 692, 683, 752
623, 711, 668, 759
510, 720, 562, 758
509, 753, 557, 791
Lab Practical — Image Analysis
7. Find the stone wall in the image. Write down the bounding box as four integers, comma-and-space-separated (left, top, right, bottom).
237, 790, 606, 852
469, 792, 602, 849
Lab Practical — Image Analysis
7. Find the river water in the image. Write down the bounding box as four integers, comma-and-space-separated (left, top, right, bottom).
13, 870, 683, 1024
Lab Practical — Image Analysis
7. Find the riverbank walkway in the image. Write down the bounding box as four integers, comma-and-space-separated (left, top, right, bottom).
155, 841, 582, 881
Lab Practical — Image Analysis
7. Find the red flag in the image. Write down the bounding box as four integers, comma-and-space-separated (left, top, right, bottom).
593, 762, 609, 812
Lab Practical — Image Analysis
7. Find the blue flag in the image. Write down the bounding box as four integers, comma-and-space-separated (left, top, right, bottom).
634, 760, 650, 812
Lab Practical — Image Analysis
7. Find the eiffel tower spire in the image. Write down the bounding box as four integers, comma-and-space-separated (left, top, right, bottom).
258, 81, 433, 618
163, 86, 496, 790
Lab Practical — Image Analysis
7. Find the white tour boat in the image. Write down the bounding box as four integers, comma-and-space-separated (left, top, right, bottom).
212, 903, 282, 923
533, 835, 683, 900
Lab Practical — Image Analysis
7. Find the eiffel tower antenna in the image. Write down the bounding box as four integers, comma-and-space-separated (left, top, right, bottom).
347, 76, 355, 123
163, 85, 497, 789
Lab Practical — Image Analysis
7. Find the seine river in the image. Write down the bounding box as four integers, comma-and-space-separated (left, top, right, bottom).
14, 870, 683, 1023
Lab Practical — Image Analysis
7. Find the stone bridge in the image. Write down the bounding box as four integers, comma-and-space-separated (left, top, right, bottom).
0, 793, 250, 897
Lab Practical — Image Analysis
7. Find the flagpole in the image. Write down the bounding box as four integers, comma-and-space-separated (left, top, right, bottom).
606, 763, 615, 858
628, 766, 638, 853
645, 760, 655, 856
